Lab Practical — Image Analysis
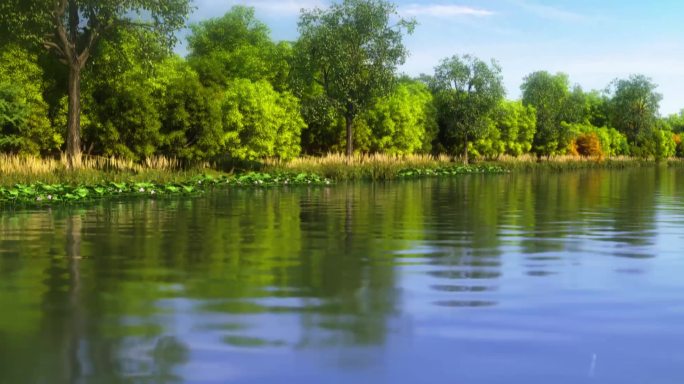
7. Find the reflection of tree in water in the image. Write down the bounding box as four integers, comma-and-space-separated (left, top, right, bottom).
293, 184, 403, 347
421, 176, 506, 306
0, 208, 189, 383
0, 169, 671, 382
609, 168, 658, 250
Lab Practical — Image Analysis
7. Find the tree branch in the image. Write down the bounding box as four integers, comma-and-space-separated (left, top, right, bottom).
106, 18, 156, 32
51, 0, 74, 64
43, 39, 67, 59
78, 26, 101, 67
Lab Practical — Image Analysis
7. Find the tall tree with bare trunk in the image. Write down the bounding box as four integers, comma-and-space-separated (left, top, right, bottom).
0, 0, 192, 167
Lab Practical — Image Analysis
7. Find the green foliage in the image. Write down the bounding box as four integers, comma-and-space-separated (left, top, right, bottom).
80, 30, 167, 160
431, 55, 505, 160
155, 57, 224, 161
298, 93, 345, 155
604, 127, 630, 156
397, 164, 508, 177
0, 173, 333, 206
521, 71, 571, 156
633, 126, 676, 160
0, 46, 62, 154
0, 0, 51, 47
470, 121, 503, 160
483, 100, 537, 157
664, 110, 684, 133
1, 0, 193, 159
221, 79, 305, 161
358, 80, 437, 154
607, 75, 662, 143
295, 0, 415, 154
187, 6, 292, 90
586, 90, 610, 128
560, 122, 629, 157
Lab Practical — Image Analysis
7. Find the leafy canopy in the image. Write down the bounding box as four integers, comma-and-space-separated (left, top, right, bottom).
607, 74, 662, 143
357, 79, 437, 154
295, 0, 415, 154
431, 54, 505, 157
521, 71, 572, 156
221, 79, 305, 161
187, 6, 292, 90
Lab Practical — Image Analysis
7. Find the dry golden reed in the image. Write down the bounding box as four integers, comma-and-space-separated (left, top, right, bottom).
0, 154, 211, 185
265, 153, 453, 180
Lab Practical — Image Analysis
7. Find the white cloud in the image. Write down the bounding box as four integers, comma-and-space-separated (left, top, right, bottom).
402, 4, 494, 18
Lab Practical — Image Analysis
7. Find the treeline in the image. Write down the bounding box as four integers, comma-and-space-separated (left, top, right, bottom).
1, 0, 683, 163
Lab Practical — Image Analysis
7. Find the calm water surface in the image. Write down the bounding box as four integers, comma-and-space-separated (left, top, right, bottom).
2, 168, 684, 383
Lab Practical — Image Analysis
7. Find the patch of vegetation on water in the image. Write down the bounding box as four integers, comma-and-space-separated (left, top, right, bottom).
397, 164, 508, 178
0, 172, 331, 207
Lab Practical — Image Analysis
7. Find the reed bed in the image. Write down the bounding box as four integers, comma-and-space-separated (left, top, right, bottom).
265, 152, 676, 179
2, 152, 682, 187
0, 154, 213, 186
488, 154, 673, 171
265, 153, 454, 180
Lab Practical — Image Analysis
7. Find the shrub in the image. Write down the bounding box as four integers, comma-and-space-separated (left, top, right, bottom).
576, 132, 603, 157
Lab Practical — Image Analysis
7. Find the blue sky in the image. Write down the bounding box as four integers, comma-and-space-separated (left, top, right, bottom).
181, 0, 684, 115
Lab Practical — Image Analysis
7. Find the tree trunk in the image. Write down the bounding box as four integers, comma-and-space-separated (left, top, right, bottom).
66, 65, 82, 168
463, 132, 469, 165
345, 114, 353, 158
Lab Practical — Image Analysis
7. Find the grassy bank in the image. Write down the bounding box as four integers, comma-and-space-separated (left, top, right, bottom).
484, 154, 676, 171
265, 153, 506, 180
0, 154, 212, 185
0, 154, 331, 206
265, 153, 684, 177
1, 153, 681, 207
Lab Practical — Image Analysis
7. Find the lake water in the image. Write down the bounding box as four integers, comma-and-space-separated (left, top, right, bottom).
2, 168, 684, 384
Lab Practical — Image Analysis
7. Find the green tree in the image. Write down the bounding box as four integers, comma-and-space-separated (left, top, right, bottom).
0, 1, 50, 48
0, 45, 62, 154
470, 118, 503, 160
489, 100, 537, 157
521, 71, 570, 157
359, 80, 437, 154
607, 74, 662, 143
73, 29, 170, 159
633, 124, 676, 160
0, 0, 192, 165
586, 90, 610, 128
295, 0, 415, 156
560, 85, 590, 124
187, 6, 292, 91
663, 110, 684, 133
221, 79, 305, 161
431, 54, 505, 163
156, 58, 224, 161
298, 93, 345, 155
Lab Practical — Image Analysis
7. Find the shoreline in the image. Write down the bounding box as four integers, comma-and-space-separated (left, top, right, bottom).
1, 155, 682, 208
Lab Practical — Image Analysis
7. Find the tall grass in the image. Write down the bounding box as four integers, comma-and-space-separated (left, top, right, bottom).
2, 152, 682, 187
266, 153, 454, 180
489, 154, 672, 171
0, 154, 215, 185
